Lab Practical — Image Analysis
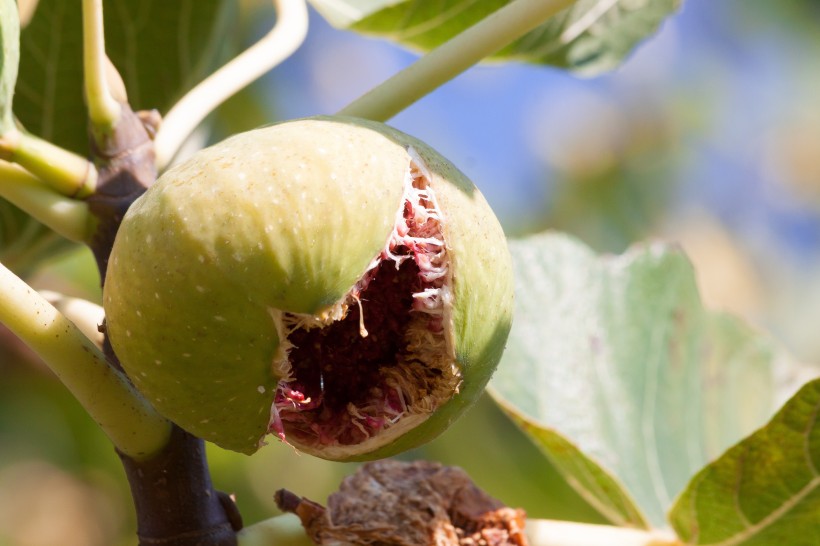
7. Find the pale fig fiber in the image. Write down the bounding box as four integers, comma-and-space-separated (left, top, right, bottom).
104, 117, 513, 459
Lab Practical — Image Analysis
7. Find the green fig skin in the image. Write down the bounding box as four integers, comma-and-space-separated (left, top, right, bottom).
103, 116, 514, 459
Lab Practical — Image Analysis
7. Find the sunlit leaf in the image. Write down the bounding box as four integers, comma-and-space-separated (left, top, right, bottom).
310, 0, 681, 74
491, 396, 649, 528
669, 379, 820, 545
490, 232, 797, 527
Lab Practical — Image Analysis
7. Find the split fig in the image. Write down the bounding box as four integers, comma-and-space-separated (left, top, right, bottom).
103, 117, 513, 460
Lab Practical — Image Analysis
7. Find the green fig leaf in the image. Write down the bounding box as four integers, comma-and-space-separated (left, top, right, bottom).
489, 232, 803, 527
309, 0, 681, 75
0, 0, 19, 132
492, 394, 650, 528
669, 378, 820, 545
13, 0, 238, 155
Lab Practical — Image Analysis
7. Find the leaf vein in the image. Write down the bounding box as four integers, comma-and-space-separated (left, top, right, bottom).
396, 0, 480, 40
560, 0, 621, 45
701, 476, 820, 546
641, 281, 675, 511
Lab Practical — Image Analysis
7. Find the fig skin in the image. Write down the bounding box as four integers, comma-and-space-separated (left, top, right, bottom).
103, 116, 514, 459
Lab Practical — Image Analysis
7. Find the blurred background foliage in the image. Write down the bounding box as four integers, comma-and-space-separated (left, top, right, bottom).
2, 0, 820, 544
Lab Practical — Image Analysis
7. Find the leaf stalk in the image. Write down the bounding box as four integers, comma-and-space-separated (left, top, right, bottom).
0, 260, 172, 459
0, 159, 93, 241
0, 129, 97, 197
82, 0, 123, 135
153, 0, 309, 170
338, 0, 576, 121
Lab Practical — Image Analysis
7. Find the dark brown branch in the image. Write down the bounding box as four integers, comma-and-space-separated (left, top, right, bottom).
87, 104, 240, 546
119, 427, 241, 546
86, 105, 156, 283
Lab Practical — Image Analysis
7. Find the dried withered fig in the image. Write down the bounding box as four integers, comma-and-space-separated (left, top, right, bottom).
103, 116, 513, 460
276, 460, 529, 546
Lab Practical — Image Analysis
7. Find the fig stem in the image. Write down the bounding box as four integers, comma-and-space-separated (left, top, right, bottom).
236, 514, 316, 546
153, 0, 309, 170
527, 519, 682, 546
337, 0, 575, 122
82, 0, 123, 137
0, 260, 172, 460
0, 160, 93, 242
39, 290, 105, 348
0, 129, 98, 198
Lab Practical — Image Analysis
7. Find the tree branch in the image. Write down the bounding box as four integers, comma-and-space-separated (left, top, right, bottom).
87, 91, 241, 546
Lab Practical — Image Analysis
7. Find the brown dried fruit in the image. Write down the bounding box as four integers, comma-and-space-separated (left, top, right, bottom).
276, 460, 528, 546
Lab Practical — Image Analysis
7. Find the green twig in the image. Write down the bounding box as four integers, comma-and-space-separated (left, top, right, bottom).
82, 0, 122, 136
0, 129, 97, 197
338, 0, 575, 121
0, 260, 172, 459
39, 290, 105, 348
0, 160, 93, 241
153, 0, 309, 170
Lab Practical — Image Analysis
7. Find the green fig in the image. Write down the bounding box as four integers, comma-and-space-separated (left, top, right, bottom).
103, 116, 513, 460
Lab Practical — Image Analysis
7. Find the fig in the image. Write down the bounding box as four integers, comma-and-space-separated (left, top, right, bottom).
103, 116, 513, 460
